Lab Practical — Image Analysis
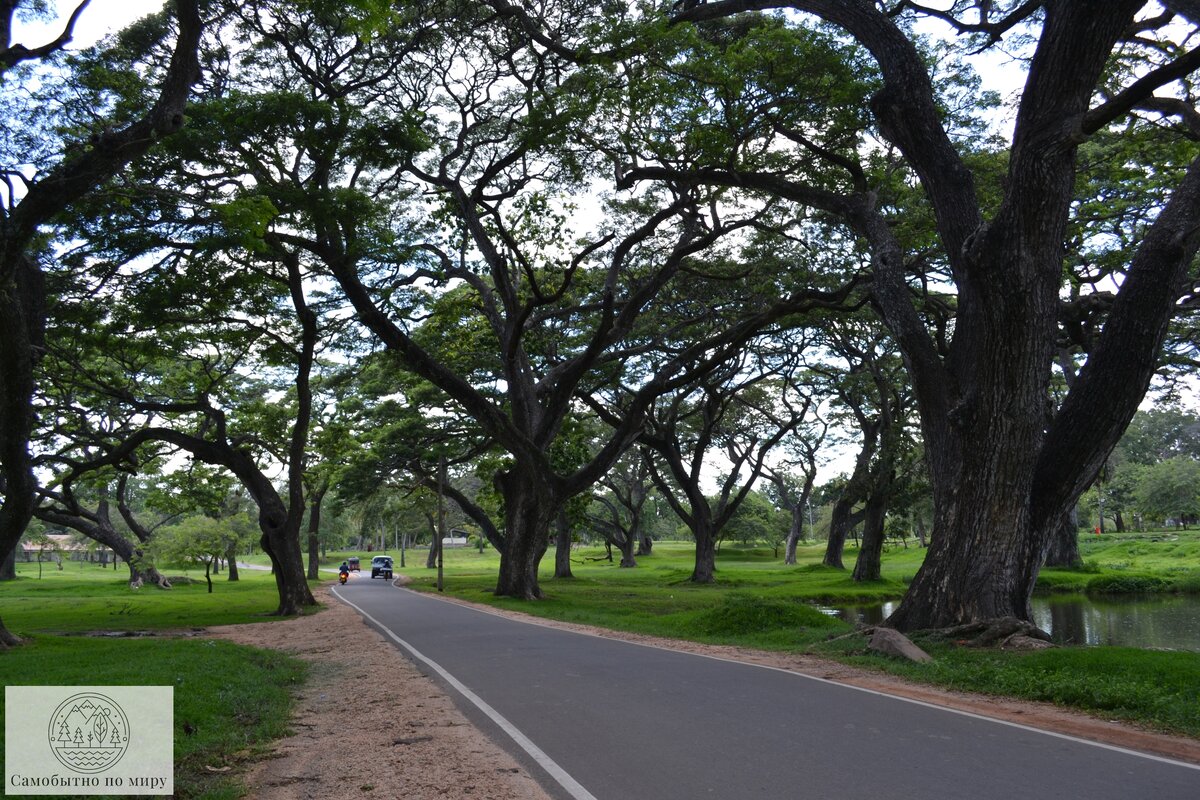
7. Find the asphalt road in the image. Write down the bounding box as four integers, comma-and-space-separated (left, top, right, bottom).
333, 576, 1199, 800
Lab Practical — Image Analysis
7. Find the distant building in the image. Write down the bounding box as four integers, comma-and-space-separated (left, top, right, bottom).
19, 534, 117, 564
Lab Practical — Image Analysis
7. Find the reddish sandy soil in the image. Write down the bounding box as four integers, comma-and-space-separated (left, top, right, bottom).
206, 581, 1199, 799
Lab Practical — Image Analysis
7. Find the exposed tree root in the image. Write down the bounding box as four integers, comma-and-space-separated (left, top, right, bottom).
914, 617, 1053, 648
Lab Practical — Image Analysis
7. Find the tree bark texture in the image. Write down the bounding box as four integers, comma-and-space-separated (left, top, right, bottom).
554, 512, 574, 579
493, 468, 556, 599
783, 503, 805, 565
691, 521, 717, 583
1044, 509, 1082, 569
851, 471, 893, 582
225, 541, 240, 582
306, 487, 326, 581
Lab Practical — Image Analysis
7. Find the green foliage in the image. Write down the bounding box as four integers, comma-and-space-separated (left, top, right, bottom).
151, 515, 256, 573
722, 491, 788, 547
1118, 406, 1200, 465
1135, 456, 1200, 525
1085, 574, 1172, 595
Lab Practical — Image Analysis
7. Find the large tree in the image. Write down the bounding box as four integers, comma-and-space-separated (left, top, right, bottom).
657, 1, 1200, 630
172, 0, 859, 600
0, 0, 202, 644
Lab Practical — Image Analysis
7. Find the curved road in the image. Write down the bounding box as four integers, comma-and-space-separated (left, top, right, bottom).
332, 577, 1199, 800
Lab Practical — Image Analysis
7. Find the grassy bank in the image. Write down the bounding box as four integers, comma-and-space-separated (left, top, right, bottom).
828, 638, 1200, 736
398, 537, 1200, 737
1, 636, 305, 799
1, 565, 319, 798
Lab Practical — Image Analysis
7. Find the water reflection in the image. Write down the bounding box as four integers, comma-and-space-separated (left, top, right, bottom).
821, 595, 1200, 651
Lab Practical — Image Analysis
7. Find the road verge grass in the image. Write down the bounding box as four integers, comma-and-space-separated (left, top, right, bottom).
819, 637, 1200, 737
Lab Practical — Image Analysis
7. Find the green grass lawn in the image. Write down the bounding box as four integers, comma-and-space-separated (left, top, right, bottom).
3, 563, 309, 635
1, 564, 321, 798
1, 636, 305, 800
398, 536, 1200, 737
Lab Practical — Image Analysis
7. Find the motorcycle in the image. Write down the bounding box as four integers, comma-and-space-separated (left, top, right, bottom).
338, 570, 349, 585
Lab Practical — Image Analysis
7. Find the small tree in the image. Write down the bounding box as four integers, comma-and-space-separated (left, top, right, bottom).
1135, 457, 1200, 529
150, 516, 254, 593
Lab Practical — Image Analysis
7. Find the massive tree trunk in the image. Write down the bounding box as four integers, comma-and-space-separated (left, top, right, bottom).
0, 258, 42, 645
493, 468, 557, 599
691, 520, 717, 583
553, 511, 573, 579
0, 547, 15, 580
258, 507, 314, 615
852, 470, 894, 582
1044, 509, 1081, 569
888, 398, 1050, 629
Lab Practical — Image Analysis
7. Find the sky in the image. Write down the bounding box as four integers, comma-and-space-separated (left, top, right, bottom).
13, 0, 167, 51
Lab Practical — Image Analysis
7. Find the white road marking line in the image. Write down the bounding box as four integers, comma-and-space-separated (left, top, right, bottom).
332, 587, 600, 800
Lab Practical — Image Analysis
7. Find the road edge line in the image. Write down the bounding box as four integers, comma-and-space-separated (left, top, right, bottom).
331, 586, 600, 800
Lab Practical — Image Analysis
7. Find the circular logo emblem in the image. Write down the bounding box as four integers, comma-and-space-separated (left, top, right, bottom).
47, 693, 130, 774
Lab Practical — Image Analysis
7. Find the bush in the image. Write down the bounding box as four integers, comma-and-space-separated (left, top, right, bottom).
1085, 574, 1171, 594
1168, 572, 1200, 593
686, 595, 840, 637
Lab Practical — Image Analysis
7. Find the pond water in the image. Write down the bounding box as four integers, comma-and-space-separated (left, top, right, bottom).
822, 595, 1200, 651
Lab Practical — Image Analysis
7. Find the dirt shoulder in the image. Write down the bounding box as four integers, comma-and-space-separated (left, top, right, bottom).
207, 581, 1199, 800
205, 585, 553, 800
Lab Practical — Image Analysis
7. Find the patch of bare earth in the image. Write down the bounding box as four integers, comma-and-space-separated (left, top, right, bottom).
205, 584, 552, 800
209, 580, 1199, 800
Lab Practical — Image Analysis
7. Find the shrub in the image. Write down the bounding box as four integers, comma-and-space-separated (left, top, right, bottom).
1085, 574, 1171, 594
686, 595, 839, 637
